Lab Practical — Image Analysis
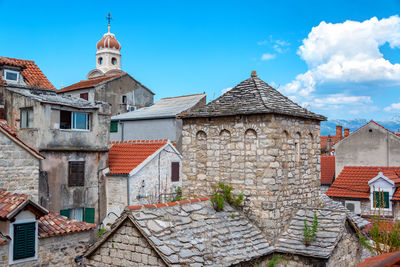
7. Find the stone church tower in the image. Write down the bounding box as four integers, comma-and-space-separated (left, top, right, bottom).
87, 15, 122, 79
181, 71, 326, 241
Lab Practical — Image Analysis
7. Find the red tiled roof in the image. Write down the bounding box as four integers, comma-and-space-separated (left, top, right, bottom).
358, 250, 400, 267
58, 73, 121, 93
320, 135, 341, 151
0, 119, 44, 159
108, 139, 168, 174
0, 192, 30, 219
39, 213, 95, 238
0, 57, 55, 90
321, 155, 335, 185
127, 197, 210, 210
326, 166, 400, 199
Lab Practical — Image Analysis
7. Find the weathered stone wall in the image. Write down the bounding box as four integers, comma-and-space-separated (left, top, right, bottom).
182, 114, 321, 241
86, 219, 166, 267
0, 231, 92, 267
0, 131, 40, 201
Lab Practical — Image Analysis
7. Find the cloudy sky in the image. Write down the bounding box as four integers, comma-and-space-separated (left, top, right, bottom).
1, 0, 400, 120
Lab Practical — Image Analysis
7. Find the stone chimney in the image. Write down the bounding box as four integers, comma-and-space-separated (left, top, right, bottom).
336, 125, 343, 139
344, 128, 350, 138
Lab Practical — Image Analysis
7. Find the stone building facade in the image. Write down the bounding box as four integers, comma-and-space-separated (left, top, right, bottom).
181, 71, 326, 241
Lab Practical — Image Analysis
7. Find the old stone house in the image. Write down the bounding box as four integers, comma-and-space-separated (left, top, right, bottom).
0, 191, 95, 266
84, 196, 369, 267
57, 24, 154, 116
3, 86, 111, 225
110, 93, 206, 151
103, 139, 182, 227
326, 166, 400, 218
0, 119, 44, 201
335, 120, 400, 175
180, 71, 326, 241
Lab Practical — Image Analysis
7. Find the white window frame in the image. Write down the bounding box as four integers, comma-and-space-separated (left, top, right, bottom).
9, 219, 38, 265
368, 172, 394, 212
370, 188, 393, 212
72, 112, 90, 131
3, 69, 20, 82
69, 208, 84, 221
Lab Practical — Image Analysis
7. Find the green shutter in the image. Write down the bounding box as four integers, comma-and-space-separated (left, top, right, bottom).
374, 191, 390, 208
84, 208, 95, 223
13, 222, 36, 260
60, 209, 70, 218
110, 121, 118, 133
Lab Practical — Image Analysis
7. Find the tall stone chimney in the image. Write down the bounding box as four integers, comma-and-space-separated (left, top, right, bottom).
336, 125, 343, 139
344, 128, 350, 138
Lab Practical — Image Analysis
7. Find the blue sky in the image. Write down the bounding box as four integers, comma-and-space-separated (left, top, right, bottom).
1, 0, 400, 120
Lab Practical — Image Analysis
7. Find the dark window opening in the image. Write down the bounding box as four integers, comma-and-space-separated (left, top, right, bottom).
60, 110, 71, 129
13, 222, 36, 261
122, 95, 127, 104
20, 108, 33, 128
68, 161, 85, 186
171, 162, 180, 182
80, 93, 88, 101
60, 110, 90, 130
112, 57, 117, 65
110, 121, 118, 133
98, 57, 103, 65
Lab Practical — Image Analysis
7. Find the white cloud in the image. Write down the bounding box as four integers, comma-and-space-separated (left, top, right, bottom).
384, 102, 400, 112
301, 94, 372, 110
282, 16, 400, 97
221, 87, 232, 94
261, 53, 276, 61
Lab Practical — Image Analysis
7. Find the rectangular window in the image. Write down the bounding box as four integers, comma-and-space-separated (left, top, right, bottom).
171, 162, 180, 182
374, 191, 390, 209
59, 208, 94, 223
13, 222, 36, 261
68, 161, 85, 186
20, 108, 33, 128
122, 95, 127, 104
60, 110, 90, 130
80, 93, 88, 101
69, 208, 84, 221
4, 70, 19, 82
110, 121, 118, 133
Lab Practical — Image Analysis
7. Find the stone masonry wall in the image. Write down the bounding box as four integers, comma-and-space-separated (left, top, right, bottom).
86, 219, 166, 267
0, 231, 92, 267
0, 131, 40, 201
182, 114, 321, 241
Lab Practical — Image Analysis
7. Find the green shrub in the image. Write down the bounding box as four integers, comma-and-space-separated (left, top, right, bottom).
303, 211, 318, 246
211, 191, 224, 211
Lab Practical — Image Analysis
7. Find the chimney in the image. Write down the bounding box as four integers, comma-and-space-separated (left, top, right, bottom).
336, 125, 343, 139
344, 128, 350, 138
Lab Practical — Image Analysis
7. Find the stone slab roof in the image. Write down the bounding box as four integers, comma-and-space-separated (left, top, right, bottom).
112, 93, 206, 121
182, 71, 326, 121
7, 87, 99, 109
86, 198, 273, 266
0, 57, 55, 90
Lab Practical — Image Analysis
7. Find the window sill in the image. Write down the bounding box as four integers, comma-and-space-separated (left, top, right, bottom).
58, 129, 91, 132
9, 256, 37, 265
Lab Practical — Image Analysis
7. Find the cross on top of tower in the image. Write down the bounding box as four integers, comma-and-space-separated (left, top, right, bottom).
106, 12, 113, 32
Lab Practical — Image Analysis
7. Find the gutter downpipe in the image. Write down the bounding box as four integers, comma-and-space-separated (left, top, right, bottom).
127, 174, 130, 206
120, 120, 124, 141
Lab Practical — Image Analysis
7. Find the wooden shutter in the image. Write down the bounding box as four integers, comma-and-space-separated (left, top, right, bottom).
110, 121, 118, 133
171, 162, 180, 182
13, 222, 36, 260
68, 161, 85, 186
374, 191, 390, 208
80, 93, 89, 101
84, 208, 95, 223
60, 209, 70, 218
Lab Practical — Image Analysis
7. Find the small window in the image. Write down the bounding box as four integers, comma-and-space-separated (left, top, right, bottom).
60, 111, 90, 130
110, 121, 118, 133
98, 57, 103, 65
171, 162, 180, 182
69, 208, 84, 221
374, 191, 389, 209
4, 69, 19, 82
122, 95, 127, 104
13, 222, 36, 261
20, 108, 33, 128
68, 161, 85, 186
80, 93, 88, 101
60, 207, 95, 223
112, 57, 117, 65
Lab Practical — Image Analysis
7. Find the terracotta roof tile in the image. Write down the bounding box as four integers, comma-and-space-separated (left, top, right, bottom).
0, 57, 55, 90
320, 135, 342, 151
321, 155, 335, 185
58, 73, 121, 93
357, 250, 400, 267
0, 192, 29, 219
326, 166, 400, 199
38, 213, 95, 238
108, 139, 168, 174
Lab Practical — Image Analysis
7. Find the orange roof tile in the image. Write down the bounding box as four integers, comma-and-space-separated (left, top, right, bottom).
358, 250, 400, 267
38, 213, 95, 238
58, 73, 121, 93
108, 139, 168, 174
326, 166, 400, 199
321, 155, 335, 185
0, 57, 55, 90
0, 192, 30, 219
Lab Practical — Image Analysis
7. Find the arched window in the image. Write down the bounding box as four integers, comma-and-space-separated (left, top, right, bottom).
98, 57, 103, 65
196, 130, 207, 141
111, 57, 117, 65
244, 129, 257, 139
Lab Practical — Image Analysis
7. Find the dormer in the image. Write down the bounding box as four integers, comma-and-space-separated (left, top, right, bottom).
368, 172, 395, 211
1, 66, 25, 85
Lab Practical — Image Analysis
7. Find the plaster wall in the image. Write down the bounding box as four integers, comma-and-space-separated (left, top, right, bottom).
60, 88, 95, 102
335, 122, 400, 175
181, 114, 321, 241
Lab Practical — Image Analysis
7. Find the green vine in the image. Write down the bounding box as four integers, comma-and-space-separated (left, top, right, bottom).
303, 211, 318, 246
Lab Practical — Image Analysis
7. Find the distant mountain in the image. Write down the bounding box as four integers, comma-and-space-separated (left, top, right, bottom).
320, 117, 400, 135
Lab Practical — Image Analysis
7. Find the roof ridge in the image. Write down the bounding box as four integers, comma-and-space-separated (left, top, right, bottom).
162, 93, 206, 99
110, 139, 169, 145
127, 197, 210, 211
